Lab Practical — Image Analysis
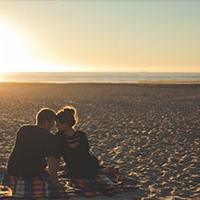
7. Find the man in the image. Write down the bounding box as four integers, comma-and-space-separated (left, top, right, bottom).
7, 108, 59, 185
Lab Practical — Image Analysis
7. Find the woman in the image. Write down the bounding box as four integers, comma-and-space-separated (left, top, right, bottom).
55, 106, 100, 178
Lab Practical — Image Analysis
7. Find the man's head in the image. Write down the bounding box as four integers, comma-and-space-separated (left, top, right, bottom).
36, 108, 56, 130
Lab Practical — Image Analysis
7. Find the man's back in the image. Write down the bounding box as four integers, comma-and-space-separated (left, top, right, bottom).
7, 125, 57, 178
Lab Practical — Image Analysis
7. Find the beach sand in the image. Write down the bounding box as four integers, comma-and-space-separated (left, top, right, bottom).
0, 83, 199, 200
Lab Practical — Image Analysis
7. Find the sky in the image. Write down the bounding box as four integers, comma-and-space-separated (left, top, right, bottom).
0, 1, 200, 72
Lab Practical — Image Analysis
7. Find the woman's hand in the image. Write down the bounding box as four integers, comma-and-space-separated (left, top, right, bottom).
49, 175, 63, 189
47, 157, 63, 188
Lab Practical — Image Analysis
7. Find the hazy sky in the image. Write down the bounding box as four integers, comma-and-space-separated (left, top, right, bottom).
0, 1, 200, 72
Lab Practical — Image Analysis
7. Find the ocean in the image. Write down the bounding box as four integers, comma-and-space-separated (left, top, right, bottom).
0, 72, 200, 83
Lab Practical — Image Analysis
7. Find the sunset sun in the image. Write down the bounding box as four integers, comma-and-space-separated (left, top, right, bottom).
0, 21, 68, 72
0, 21, 33, 72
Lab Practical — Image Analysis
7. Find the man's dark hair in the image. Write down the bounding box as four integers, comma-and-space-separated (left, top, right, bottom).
36, 108, 56, 125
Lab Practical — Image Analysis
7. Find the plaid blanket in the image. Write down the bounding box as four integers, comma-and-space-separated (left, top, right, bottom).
0, 167, 138, 199
1, 172, 67, 199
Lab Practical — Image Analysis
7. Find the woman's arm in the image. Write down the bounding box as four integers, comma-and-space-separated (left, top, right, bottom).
81, 132, 90, 152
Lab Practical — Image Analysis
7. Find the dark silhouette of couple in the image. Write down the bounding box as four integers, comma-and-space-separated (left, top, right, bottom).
5, 106, 100, 189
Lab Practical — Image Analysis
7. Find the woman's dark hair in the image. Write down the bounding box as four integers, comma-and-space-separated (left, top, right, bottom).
56, 106, 78, 127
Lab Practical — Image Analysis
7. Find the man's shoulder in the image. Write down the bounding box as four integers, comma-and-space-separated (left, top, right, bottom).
20, 124, 35, 128
19, 125, 50, 135
19, 125, 39, 131
17, 125, 34, 132
16, 125, 38, 139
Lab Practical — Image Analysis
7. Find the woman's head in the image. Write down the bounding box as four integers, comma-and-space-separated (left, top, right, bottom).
56, 106, 78, 130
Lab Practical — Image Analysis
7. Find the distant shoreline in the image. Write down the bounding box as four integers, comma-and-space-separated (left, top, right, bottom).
0, 72, 200, 84
0, 81, 200, 85
1, 72, 200, 74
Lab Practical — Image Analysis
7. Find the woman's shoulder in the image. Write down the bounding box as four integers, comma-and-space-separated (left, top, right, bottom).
75, 130, 89, 142
76, 130, 87, 137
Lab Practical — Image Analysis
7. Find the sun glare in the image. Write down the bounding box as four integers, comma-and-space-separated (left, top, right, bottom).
0, 20, 67, 72
0, 21, 31, 72
0, 21, 81, 74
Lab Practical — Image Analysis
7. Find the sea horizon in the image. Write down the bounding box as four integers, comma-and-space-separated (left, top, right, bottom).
0, 72, 200, 83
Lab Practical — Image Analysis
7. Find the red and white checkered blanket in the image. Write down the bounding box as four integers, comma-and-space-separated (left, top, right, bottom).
0, 167, 138, 199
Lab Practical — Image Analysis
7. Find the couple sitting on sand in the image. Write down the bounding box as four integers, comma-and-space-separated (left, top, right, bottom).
5, 106, 100, 188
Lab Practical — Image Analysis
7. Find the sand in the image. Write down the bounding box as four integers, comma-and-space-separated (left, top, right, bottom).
0, 83, 199, 200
